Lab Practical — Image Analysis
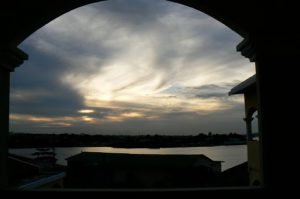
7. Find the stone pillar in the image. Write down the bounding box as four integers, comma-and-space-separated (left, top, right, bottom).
237, 28, 299, 189
254, 36, 298, 190
243, 117, 254, 141
0, 65, 10, 190
0, 46, 28, 189
237, 34, 269, 187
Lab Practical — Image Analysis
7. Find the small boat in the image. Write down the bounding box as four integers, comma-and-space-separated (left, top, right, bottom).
32, 147, 57, 168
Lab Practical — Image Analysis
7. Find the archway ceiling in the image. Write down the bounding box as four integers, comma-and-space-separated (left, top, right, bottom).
0, 0, 256, 47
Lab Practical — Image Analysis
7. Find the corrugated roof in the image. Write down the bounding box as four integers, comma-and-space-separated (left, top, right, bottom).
229, 75, 256, 95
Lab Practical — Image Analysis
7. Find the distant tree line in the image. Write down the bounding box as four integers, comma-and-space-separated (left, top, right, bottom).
9, 132, 246, 148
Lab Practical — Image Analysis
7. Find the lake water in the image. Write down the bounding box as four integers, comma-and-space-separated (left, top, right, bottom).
9, 145, 247, 171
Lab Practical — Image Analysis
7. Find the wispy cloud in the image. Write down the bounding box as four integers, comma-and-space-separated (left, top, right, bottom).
10, 0, 255, 134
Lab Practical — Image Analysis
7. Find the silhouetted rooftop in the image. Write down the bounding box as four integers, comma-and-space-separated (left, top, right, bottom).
229, 75, 256, 95
66, 152, 222, 169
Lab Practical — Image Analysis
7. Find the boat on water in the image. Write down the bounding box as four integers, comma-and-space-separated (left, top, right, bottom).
32, 147, 57, 168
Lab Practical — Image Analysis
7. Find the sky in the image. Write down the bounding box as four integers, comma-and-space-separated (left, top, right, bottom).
9, 0, 256, 135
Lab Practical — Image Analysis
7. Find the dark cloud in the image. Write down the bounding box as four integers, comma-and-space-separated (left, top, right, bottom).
10, 45, 84, 117
160, 81, 243, 100
191, 82, 242, 99
89, 0, 171, 32
61, 104, 246, 135
10, 0, 254, 134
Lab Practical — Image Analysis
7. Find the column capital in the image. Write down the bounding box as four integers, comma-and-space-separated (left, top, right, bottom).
237, 32, 300, 63
0, 46, 28, 72
236, 35, 256, 62
244, 117, 254, 122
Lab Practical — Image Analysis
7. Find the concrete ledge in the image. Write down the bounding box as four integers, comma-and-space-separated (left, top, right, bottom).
18, 172, 65, 190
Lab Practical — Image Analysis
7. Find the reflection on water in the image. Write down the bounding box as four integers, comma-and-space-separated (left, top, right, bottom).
9, 145, 246, 171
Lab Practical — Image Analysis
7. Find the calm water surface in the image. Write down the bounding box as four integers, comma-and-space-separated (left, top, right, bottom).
10, 145, 246, 171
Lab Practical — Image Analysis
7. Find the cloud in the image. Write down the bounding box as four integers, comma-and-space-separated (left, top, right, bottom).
10, 0, 255, 134
10, 46, 84, 118
159, 81, 245, 104
78, 109, 95, 114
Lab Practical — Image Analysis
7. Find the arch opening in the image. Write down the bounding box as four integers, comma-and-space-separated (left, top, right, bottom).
4, 0, 258, 190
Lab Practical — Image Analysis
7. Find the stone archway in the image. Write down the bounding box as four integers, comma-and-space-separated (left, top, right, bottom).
1, 0, 255, 48
1, 0, 298, 191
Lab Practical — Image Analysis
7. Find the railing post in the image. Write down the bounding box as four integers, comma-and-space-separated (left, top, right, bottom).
0, 46, 28, 189
243, 117, 254, 141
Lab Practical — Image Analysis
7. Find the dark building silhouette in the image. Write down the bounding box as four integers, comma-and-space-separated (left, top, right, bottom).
8, 153, 65, 189
229, 75, 262, 186
216, 162, 249, 187
8, 154, 40, 186
65, 152, 222, 188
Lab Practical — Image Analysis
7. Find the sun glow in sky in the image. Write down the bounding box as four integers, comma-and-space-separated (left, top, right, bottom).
10, 0, 255, 135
